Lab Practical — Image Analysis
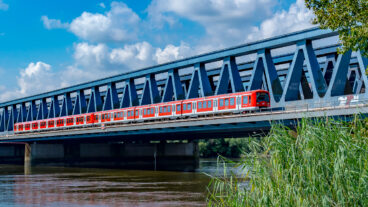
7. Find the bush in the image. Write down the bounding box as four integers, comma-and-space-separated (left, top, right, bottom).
208, 117, 368, 206
199, 138, 254, 158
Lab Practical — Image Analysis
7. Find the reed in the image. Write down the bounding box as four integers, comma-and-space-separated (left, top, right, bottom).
208, 117, 368, 206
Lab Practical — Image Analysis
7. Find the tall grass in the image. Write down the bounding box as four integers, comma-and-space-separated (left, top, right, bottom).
208, 117, 368, 206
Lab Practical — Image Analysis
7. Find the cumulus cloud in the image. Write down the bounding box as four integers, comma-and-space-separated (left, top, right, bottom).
246, 0, 315, 41
148, 0, 276, 47
69, 2, 140, 42
0, 0, 8, 11
41, 16, 69, 29
155, 42, 192, 64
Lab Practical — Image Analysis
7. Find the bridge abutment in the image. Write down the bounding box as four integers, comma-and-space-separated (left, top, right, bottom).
4, 141, 199, 172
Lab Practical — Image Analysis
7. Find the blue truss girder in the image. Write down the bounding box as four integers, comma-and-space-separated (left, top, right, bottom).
48, 96, 60, 119
60, 93, 73, 117
140, 74, 160, 105
162, 69, 185, 102
0, 107, 8, 132
3, 27, 368, 134
26, 101, 37, 122
73, 90, 87, 115
36, 98, 48, 120
215, 56, 244, 95
103, 82, 120, 111
187, 63, 213, 98
120, 79, 138, 107
16, 102, 27, 123
87, 86, 103, 113
249, 49, 283, 103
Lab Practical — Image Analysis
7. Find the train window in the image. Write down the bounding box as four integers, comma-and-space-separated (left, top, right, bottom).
164, 107, 167, 113
225, 99, 229, 106
151, 108, 154, 114
230, 98, 235, 105
168, 106, 171, 112
177, 105, 181, 111
203, 101, 207, 108
198, 102, 202, 109
188, 103, 191, 110
87, 116, 91, 122
243, 96, 248, 104
183, 104, 187, 110
144, 109, 147, 115
136, 110, 139, 116
208, 101, 212, 108
220, 99, 224, 107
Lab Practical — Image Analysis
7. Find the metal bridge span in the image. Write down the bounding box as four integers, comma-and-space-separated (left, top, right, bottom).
0, 27, 367, 170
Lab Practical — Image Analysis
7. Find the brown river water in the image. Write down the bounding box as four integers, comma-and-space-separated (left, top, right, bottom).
0, 159, 240, 207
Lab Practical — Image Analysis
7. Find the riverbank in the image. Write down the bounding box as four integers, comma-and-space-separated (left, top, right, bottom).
208, 117, 368, 206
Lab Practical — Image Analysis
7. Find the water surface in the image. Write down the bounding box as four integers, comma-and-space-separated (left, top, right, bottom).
0, 159, 238, 207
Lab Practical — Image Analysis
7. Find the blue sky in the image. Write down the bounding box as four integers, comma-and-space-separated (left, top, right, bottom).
0, 0, 314, 101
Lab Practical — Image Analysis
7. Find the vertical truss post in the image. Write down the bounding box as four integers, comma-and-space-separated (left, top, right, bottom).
187, 63, 213, 99
87, 86, 103, 113
0, 107, 9, 132
17, 102, 27, 123
282, 40, 327, 101
60, 92, 73, 117
215, 56, 244, 95
162, 69, 185, 102
7, 105, 17, 131
326, 50, 352, 97
249, 49, 283, 103
73, 90, 87, 115
140, 74, 160, 105
26, 100, 37, 122
48, 96, 60, 118
36, 98, 48, 120
120, 79, 138, 108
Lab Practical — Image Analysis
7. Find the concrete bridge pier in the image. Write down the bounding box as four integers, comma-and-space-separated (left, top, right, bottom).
18, 140, 199, 172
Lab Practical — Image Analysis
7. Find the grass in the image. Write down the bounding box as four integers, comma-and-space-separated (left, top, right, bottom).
207, 117, 368, 206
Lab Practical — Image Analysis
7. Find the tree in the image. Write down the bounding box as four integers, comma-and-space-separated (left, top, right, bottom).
305, 0, 368, 57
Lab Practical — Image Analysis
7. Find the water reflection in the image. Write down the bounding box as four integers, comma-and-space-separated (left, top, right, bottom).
0, 159, 236, 207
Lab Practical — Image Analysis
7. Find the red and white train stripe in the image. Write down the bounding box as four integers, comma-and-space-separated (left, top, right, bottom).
14, 90, 270, 133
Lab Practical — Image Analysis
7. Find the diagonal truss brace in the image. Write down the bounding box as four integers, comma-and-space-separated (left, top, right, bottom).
249, 49, 283, 103
140, 74, 160, 105
187, 63, 213, 99
162, 69, 185, 102
282, 40, 327, 101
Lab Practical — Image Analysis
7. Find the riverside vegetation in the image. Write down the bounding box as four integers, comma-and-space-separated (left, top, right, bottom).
208, 117, 368, 206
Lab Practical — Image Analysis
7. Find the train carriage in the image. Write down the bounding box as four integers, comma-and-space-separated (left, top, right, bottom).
14, 90, 270, 134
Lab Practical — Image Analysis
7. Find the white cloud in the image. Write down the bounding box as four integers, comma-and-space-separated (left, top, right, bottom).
155, 42, 192, 64
247, 0, 315, 41
69, 2, 140, 42
99, 3, 106, 8
41, 16, 69, 30
148, 0, 276, 47
0, 0, 8, 11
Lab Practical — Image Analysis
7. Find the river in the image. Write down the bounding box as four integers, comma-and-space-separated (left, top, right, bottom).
0, 159, 241, 207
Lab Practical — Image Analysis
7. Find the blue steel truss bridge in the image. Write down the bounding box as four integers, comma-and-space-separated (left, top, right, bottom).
0, 27, 367, 143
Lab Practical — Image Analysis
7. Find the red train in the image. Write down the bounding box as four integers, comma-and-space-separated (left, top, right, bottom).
14, 90, 270, 133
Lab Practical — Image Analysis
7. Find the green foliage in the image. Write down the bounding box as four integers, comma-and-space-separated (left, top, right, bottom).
199, 138, 254, 158
208, 117, 368, 206
305, 0, 368, 57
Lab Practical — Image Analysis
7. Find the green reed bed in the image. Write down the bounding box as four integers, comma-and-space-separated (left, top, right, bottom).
208, 117, 368, 206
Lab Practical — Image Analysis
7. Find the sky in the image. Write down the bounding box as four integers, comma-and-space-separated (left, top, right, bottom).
0, 0, 316, 102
